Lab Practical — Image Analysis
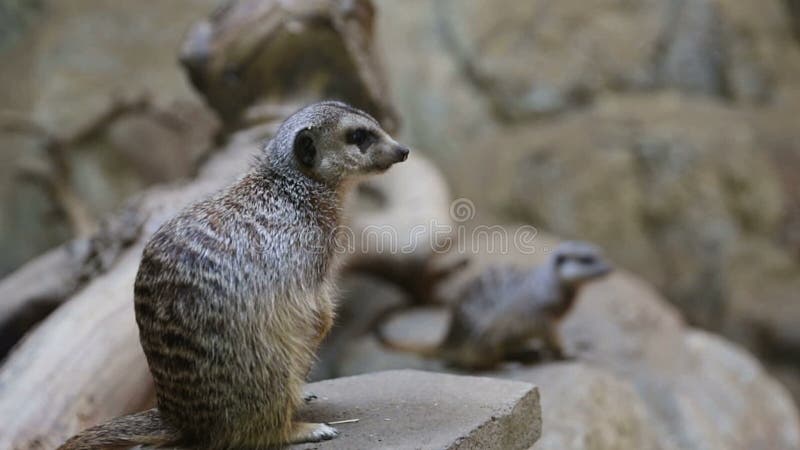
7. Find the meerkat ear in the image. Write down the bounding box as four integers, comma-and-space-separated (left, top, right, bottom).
293, 128, 316, 168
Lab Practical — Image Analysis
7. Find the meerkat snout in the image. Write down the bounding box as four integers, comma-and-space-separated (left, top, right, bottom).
353, 130, 409, 172
395, 145, 410, 161
553, 241, 613, 285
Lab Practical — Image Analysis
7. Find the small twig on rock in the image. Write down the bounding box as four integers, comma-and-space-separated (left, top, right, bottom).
327, 418, 360, 425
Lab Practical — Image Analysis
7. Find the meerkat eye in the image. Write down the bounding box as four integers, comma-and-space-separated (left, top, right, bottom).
555, 255, 567, 266
346, 128, 375, 152
577, 255, 596, 265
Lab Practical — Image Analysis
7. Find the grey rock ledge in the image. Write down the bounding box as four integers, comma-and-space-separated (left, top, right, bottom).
290, 369, 541, 450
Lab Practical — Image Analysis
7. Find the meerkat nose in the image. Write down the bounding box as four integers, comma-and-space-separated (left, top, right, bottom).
395, 146, 410, 161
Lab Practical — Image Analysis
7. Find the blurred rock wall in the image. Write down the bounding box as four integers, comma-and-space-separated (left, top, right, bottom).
0, 0, 222, 276
373, 0, 800, 401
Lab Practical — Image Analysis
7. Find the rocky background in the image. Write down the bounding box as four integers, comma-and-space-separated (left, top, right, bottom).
371, 0, 800, 404
0, 0, 799, 449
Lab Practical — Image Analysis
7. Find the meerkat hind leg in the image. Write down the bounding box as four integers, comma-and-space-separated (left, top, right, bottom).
288, 421, 339, 443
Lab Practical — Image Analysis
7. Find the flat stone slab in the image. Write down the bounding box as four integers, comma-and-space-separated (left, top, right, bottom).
290, 369, 541, 450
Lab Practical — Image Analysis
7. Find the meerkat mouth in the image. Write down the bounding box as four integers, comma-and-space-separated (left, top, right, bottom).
374, 156, 407, 172
374, 162, 394, 172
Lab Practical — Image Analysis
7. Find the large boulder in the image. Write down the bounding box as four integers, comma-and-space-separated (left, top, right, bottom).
672, 330, 800, 449
499, 363, 662, 450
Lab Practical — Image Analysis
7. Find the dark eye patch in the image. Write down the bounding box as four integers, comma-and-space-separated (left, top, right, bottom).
555, 255, 567, 266
346, 128, 376, 152
577, 255, 596, 265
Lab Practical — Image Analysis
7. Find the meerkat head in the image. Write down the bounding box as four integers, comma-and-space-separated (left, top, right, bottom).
550, 241, 613, 287
269, 101, 409, 184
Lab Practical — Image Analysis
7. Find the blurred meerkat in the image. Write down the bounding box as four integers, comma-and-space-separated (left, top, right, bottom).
58, 101, 409, 449
378, 241, 612, 370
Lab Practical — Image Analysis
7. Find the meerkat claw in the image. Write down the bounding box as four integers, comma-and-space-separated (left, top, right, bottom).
311, 423, 339, 441
303, 392, 318, 403
290, 422, 338, 443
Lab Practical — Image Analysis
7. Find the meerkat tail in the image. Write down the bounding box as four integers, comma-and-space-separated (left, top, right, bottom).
57, 408, 182, 450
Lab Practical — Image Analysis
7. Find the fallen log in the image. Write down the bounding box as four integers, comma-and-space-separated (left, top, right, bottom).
0, 250, 153, 450
0, 202, 144, 358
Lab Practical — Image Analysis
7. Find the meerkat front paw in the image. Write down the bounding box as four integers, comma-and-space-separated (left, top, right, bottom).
309, 423, 339, 441
289, 422, 339, 444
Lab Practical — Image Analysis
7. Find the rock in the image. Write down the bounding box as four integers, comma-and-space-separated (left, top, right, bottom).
106, 101, 220, 184
558, 270, 686, 373
561, 271, 800, 450
432, 0, 664, 118
673, 330, 800, 450
379, 306, 449, 348
29, 1, 221, 132
559, 258, 800, 450
716, 0, 800, 100
789, 0, 800, 42
180, 0, 398, 133
289, 370, 541, 450
373, 0, 498, 171
0, 0, 41, 49
0, 0, 223, 276
654, 0, 727, 97
497, 363, 662, 450
376, 0, 799, 129
63, 100, 220, 221
772, 364, 800, 409
336, 335, 443, 378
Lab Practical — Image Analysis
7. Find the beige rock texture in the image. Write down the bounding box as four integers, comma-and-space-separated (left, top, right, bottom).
500, 363, 662, 450
373, 0, 800, 403
0, 0, 224, 276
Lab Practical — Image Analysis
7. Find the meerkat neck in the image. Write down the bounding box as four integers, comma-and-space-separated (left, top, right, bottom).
263, 162, 338, 201
531, 262, 573, 313
246, 159, 344, 240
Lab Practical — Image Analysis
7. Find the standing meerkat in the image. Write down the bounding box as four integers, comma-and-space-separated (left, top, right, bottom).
378, 241, 612, 370
59, 101, 409, 449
